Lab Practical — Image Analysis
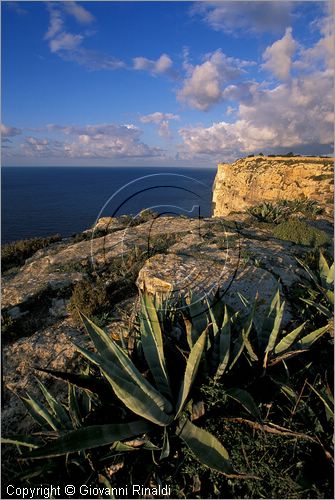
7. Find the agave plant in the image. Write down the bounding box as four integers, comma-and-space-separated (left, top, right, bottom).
278, 198, 324, 216
247, 202, 289, 224
296, 251, 334, 320
4, 292, 257, 479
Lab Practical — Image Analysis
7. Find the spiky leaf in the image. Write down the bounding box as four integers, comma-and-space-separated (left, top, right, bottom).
225, 388, 261, 421
178, 419, 238, 476
176, 329, 207, 417
274, 322, 307, 354
140, 292, 171, 398
75, 344, 173, 426
23, 420, 152, 459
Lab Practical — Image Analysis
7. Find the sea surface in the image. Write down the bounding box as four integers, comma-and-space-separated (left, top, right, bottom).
2, 167, 217, 243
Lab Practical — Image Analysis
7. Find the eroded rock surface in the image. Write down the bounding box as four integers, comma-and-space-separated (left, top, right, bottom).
2, 210, 333, 436
212, 156, 334, 217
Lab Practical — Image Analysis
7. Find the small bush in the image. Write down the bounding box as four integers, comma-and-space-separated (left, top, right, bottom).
2, 234, 62, 272
247, 202, 289, 224
68, 280, 110, 324
278, 199, 324, 217
272, 220, 331, 247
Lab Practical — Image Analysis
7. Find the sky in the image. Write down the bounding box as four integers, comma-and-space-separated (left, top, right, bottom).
1, 0, 334, 167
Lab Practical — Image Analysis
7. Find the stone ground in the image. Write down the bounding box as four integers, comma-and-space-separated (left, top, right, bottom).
2, 213, 333, 435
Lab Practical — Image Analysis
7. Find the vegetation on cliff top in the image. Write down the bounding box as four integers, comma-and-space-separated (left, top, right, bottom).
2, 251, 333, 498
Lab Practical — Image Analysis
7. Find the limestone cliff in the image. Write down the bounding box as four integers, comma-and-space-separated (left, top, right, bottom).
212, 156, 334, 217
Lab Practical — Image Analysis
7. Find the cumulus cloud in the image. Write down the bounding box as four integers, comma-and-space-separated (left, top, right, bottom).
179, 68, 333, 158
191, 1, 294, 35
133, 54, 174, 75
1, 124, 22, 137
63, 1, 95, 24
44, 3, 124, 70
49, 32, 84, 53
139, 112, 179, 124
179, 6, 334, 159
262, 27, 297, 79
139, 112, 180, 139
297, 2, 334, 71
20, 123, 163, 159
177, 50, 250, 111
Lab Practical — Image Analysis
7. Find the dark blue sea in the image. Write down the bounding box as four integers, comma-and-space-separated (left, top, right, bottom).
2, 167, 217, 243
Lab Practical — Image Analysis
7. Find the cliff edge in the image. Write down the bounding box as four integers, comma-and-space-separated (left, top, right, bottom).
212, 155, 334, 217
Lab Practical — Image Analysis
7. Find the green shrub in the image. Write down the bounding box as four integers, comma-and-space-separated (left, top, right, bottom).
247, 202, 289, 223
67, 280, 110, 324
278, 198, 324, 217
2, 286, 332, 495
272, 220, 331, 247
2, 234, 62, 272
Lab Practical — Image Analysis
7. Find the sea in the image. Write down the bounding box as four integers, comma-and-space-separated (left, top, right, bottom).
2, 167, 217, 243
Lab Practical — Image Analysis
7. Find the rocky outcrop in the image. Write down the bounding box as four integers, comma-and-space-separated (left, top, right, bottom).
2, 195, 334, 437
212, 156, 334, 217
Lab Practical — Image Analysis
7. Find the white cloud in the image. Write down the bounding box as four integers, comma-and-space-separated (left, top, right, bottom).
44, 3, 124, 70
297, 2, 334, 71
177, 50, 249, 111
262, 27, 297, 80
157, 121, 172, 139
192, 1, 294, 35
45, 5, 64, 40
139, 112, 179, 124
139, 112, 179, 139
49, 32, 84, 53
21, 124, 163, 159
133, 54, 173, 75
1, 124, 22, 137
63, 1, 95, 24
179, 68, 333, 157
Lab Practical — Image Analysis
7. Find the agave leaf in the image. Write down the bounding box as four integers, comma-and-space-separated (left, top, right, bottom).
34, 366, 109, 395
241, 299, 258, 362
295, 324, 329, 349
75, 343, 173, 426
326, 289, 334, 305
257, 288, 281, 351
175, 329, 207, 418
103, 367, 173, 426
35, 378, 72, 429
21, 394, 60, 431
1, 435, 42, 449
22, 420, 153, 459
326, 263, 334, 285
228, 333, 245, 372
274, 322, 307, 354
214, 306, 231, 380
140, 292, 171, 398
178, 419, 241, 476
265, 299, 285, 354
79, 313, 117, 362
319, 252, 330, 284
187, 293, 208, 345
183, 314, 194, 349
307, 382, 334, 419
207, 298, 219, 337
160, 427, 170, 459
78, 319, 169, 407
68, 385, 82, 429
225, 388, 261, 421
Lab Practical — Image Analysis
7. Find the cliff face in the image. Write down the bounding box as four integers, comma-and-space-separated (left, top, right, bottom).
212, 156, 334, 217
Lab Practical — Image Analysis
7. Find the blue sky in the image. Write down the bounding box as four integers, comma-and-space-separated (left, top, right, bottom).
1, 0, 334, 166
